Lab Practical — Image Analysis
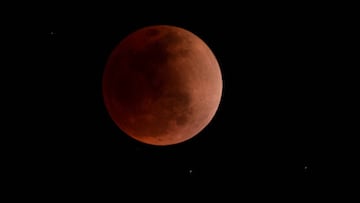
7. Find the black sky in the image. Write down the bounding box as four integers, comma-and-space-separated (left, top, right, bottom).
6, 3, 349, 200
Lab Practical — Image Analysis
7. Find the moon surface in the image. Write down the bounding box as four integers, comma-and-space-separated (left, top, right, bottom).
102, 25, 222, 146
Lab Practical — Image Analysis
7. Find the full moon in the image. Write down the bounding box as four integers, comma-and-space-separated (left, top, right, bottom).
102, 25, 223, 146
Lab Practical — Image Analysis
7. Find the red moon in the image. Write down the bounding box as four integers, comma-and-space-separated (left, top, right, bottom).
102, 25, 222, 146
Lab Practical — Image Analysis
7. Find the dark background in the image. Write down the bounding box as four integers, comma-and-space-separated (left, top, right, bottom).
6, 2, 352, 201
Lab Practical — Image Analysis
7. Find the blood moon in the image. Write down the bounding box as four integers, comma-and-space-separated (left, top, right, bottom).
102, 25, 222, 146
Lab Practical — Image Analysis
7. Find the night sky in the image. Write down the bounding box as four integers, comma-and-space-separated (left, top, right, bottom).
7, 3, 349, 200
